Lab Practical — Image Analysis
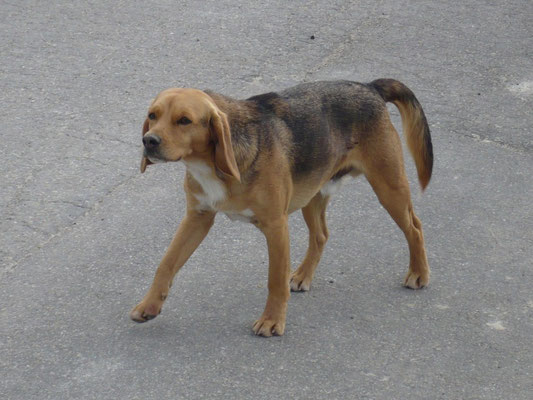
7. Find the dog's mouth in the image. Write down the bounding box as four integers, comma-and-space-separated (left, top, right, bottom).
144, 150, 181, 163
144, 151, 166, 164
147, 155, 167, 164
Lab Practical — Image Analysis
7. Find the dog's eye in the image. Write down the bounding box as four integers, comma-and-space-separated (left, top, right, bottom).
177, 116, 192, 125
148, 112, 156, 120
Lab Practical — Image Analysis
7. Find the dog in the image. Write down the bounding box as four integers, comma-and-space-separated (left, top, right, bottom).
130, 79, 433, 337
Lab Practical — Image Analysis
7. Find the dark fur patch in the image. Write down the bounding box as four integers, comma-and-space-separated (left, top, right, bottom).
331, 167, 354, 181
423, 121, 433, 171
368, 79, 412, 104
248, 89, 332, 177
284, 109, 332, 177
275, 81, 384, 177
247, 92, 281, 113
286, 115, 331, 176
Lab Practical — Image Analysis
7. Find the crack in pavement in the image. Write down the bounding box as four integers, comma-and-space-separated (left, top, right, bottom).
449, 128, 533, 156
0, 171, 142, 280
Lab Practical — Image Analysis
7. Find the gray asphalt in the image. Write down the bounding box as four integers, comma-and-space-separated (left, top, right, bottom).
1, 1, 532, 399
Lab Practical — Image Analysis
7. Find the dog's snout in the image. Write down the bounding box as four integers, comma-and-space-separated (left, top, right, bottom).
143, 134, 161, 150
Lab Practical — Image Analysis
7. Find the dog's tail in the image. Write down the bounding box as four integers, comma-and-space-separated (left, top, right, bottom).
369, 78, 433, 190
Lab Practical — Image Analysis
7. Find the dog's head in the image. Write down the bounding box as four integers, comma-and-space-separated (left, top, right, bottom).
140, 88, 240, 181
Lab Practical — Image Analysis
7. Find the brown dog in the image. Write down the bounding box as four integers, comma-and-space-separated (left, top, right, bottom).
130, 79, 433, 337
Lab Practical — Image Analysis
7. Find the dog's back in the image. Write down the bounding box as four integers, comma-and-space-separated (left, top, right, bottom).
246, 80, 432, 190
246, 81, 383, 178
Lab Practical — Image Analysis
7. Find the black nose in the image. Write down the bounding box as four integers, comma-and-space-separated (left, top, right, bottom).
142, 134, 161, 150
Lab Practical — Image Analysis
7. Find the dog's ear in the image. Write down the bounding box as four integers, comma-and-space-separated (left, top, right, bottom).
210, 107, 241, 182
140, 118, 153, 173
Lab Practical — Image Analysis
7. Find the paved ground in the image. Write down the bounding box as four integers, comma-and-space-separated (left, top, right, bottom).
1, 1, 532, 399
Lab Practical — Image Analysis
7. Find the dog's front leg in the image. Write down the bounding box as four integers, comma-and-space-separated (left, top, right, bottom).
253, 216, 291, 337
130, 210, 215, 322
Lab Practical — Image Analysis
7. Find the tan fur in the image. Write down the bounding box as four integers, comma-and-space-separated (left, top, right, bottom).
393, 100, 431, 189
131, 81, 432, 337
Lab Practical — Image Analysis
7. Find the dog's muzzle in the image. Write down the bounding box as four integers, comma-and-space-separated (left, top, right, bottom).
142, 133, 161, 150
142, 134, 166, 163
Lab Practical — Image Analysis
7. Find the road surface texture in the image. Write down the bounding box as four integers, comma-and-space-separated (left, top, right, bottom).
1, 1, 532, 399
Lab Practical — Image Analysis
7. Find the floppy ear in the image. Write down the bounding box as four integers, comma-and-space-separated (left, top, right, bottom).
210, 107, 241, 182
140, 118, 153, 173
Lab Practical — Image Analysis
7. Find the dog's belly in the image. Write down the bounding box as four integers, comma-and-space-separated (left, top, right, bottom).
289, 165, 359, 212
224, 209, 256, 223
319, 174, 352, 197
288, 181, 326, 213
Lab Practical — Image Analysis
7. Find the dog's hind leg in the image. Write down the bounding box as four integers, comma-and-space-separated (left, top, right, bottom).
362, 125, 430, 289
290, 193, 330, 292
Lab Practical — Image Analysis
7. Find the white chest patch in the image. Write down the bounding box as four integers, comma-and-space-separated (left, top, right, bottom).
224, 208, 255, 223
184, 161, 227, 210
320, 175, 351, 197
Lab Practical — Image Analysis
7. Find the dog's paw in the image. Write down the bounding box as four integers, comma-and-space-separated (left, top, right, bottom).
252, 314, 286, 337
290, 271, 312, 292
129, 300, 163, 323
403, 269, 430, 289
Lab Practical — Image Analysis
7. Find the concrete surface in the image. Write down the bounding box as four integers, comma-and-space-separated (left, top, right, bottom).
1, 0, 532, 399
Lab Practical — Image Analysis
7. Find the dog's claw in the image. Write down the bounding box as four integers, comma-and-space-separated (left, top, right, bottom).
130, 301, 162, 323
130, 310, 146, 323
289, 273, 311, 292
403, 269, 429, 289
252, 314, 286, 337
130, 310, 158, 323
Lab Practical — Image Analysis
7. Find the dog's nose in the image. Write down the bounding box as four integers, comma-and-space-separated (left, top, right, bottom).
143, 134, 161, 150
